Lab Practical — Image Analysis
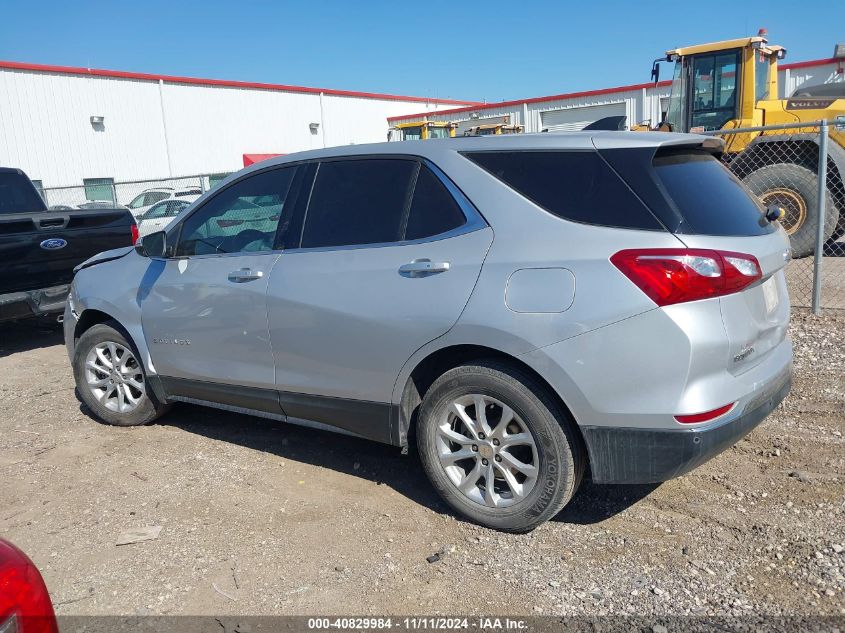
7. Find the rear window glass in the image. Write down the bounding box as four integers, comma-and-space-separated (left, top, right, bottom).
463, 151, 662, 230
0, 172, 46, 214
653, 151, 774, 236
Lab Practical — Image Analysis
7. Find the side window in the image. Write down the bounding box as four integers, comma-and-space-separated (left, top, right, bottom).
176, 167, 295, 256
168, 200, 189, 216
404, 165, 466, 240
463, 150, 662, 230
145, 191, 170, 206
144, 202, 168, 219
301, 159, 415, 248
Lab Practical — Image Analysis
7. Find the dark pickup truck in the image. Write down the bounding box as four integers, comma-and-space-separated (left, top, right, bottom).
0, 167, 138, 324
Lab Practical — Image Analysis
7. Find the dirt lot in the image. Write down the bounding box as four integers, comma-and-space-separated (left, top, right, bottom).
0, 312, 843, 618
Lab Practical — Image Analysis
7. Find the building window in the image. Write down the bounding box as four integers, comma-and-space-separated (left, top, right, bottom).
31, 179, 46, 202
83, 177, 115, 203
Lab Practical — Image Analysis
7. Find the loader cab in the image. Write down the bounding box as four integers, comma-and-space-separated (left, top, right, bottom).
660, 36, 785, 133
389, 121, 456, 141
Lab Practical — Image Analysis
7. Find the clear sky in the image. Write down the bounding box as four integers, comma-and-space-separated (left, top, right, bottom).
0, 0, 840, 103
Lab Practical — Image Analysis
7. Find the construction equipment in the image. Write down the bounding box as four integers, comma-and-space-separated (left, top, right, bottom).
640, 33, 845, 257
388, 121, 456, 141
462, 123, 524, 136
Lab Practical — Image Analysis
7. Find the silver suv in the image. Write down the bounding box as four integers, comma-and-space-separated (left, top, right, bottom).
65, 132, 792, 532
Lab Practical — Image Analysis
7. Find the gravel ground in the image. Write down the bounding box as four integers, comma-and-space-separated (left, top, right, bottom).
0, 312, 843, 618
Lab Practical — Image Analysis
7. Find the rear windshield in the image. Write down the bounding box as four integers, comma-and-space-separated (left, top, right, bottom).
463, 150, 663, 231
653, 151, 774, 236
0, 172, 46, 214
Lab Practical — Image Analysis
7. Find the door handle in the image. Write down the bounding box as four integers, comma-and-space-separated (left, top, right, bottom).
228, 268, 264, 283
398, 259, 450, 277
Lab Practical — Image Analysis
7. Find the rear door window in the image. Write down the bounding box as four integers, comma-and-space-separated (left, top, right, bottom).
301, 159, 416, 248
653, 150, 773, 236
404, 165, 466, 240
462, 150, 663, 230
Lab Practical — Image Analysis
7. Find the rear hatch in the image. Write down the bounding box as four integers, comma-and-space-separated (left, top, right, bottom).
0, 210, 135, 295
601, 142, 792, 375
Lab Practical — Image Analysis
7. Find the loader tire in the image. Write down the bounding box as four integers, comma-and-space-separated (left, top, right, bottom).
742, 163, 837, 259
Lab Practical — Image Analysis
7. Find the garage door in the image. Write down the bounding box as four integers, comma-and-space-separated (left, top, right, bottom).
540, 103, 626, 132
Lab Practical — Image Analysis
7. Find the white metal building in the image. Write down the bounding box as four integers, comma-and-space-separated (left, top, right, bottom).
0, 60, 477, 189
388, 56, 845, 134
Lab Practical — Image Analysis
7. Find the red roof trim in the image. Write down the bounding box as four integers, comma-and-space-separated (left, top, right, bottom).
388, 56, 840, 122
0, 60, 480, 106
780, 57, 839, 71
388, 80, 673, 121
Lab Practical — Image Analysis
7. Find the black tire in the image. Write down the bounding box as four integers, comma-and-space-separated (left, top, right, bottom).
416, 360, 584, 533
72, 322, 169, 426
742, 163, 837, 259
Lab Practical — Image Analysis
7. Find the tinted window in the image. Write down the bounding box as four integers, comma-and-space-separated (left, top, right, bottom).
405, 165, 466, 240
145, 191, 170, 205
167, 200, 190, 216
177, 167, 295, 256
0, 172, 46, 214
653, 151, 773, 236
464, 151, 662, 230
144, 201, 169, 219
301, 159, 415, 248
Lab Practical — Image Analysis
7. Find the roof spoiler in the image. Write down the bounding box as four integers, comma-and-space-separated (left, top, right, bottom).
583, 115, 628, 131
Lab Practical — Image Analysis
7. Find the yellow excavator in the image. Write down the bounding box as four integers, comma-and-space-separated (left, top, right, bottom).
389, 121, 457, 141
632, 33, 845, 257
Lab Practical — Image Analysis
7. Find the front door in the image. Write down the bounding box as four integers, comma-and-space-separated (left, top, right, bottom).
266, 158, 493, 439
141, 165, 298, 404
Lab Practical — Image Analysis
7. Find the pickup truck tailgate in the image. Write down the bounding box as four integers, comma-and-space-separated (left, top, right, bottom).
0, 210, 134, 295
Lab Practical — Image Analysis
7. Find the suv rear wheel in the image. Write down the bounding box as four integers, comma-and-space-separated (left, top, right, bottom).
72, 322, 169, 426
416, 360, 583, 532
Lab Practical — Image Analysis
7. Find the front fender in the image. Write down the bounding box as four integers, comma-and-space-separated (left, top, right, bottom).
68, 251, 159, 376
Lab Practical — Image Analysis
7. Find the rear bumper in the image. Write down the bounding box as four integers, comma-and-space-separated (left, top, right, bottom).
582, 366, 791, 484
0, 284, 69, 323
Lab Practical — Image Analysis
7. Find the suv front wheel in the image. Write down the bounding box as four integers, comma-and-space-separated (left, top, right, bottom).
72, 322, 169, 426
416, 360, 584, 532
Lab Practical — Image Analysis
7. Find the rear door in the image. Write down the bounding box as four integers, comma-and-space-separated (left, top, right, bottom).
266, 157, 492, 433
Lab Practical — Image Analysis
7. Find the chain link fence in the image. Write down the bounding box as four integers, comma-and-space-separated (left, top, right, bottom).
40, 173, 232, 219
705, 119, 845, 313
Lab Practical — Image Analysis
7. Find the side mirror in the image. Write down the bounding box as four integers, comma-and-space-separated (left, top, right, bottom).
135, 230, 166, 258
650, 60, 660, 84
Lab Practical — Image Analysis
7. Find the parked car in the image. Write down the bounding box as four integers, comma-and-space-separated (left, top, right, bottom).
126, 187, 202, 220
0, 167, 139, 324
64, 132, 793, 532
0, 539, 58, 633
137, 196, 198, 237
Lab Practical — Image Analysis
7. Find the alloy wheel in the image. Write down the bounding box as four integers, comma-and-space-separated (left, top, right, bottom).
436, 394, 539, 508
84, 341, 145, 413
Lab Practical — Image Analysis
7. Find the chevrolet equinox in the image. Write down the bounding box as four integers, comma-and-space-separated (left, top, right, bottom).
65, 132, 793, 532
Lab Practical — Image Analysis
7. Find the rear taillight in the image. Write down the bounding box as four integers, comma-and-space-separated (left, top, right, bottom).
610, 249, 761, 307
130, 223, 140, 245
675, 402, 735, 424
0, 540, 58, 633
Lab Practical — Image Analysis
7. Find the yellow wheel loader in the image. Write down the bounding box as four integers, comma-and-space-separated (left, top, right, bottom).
388, 121, 457, 141
638, 34, 845, 257
462, 123, 524, 136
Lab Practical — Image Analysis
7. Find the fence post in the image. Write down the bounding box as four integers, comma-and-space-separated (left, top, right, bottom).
811, 120, 829, 315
